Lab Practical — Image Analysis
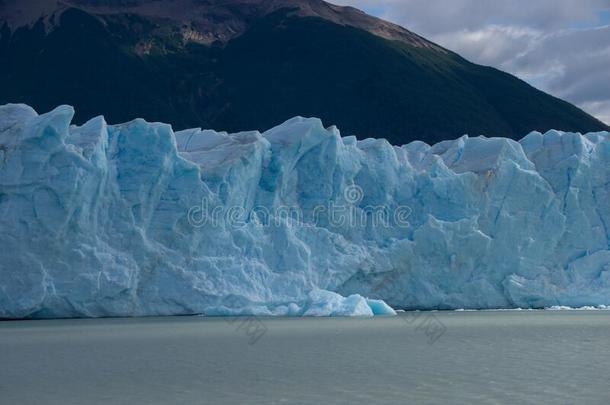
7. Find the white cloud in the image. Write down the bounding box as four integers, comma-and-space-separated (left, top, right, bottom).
432, 25, 541, 67
332, 0, 610, 125
582, 101, 610, 125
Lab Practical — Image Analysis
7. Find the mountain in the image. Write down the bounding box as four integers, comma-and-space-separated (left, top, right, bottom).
1, 0, 608, 144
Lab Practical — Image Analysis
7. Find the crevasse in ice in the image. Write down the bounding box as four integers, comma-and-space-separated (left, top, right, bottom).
1, 104, 609, 318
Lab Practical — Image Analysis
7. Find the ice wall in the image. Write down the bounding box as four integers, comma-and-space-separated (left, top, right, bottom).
1, 104, 609, 318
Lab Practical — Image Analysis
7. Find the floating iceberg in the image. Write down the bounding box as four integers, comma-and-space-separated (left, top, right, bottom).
1, 104, 610, 318
205, 289, 396, 317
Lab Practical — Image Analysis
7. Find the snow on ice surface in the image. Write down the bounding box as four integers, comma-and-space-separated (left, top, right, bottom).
1, 104, 610, 318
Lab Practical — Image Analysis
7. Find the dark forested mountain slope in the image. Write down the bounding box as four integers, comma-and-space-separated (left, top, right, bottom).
1, 0, 607, 144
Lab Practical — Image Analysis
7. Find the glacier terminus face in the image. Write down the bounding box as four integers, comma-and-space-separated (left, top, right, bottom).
1, 103, 610, 318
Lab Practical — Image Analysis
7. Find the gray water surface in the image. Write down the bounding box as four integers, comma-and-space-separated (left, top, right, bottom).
1, 311, 609, 404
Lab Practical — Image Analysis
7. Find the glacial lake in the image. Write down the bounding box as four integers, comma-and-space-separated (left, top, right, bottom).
1, 311, 609, 404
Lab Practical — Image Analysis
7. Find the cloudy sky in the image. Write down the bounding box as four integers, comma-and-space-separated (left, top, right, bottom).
334, 0, 610, 125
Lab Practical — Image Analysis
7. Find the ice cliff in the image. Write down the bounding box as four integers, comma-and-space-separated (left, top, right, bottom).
1, 103, 610, 318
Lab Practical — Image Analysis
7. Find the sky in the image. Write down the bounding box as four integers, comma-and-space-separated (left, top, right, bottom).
333, 0, 610, 125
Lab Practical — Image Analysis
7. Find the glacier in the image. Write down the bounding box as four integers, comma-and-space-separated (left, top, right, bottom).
1, 103, 610, 318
